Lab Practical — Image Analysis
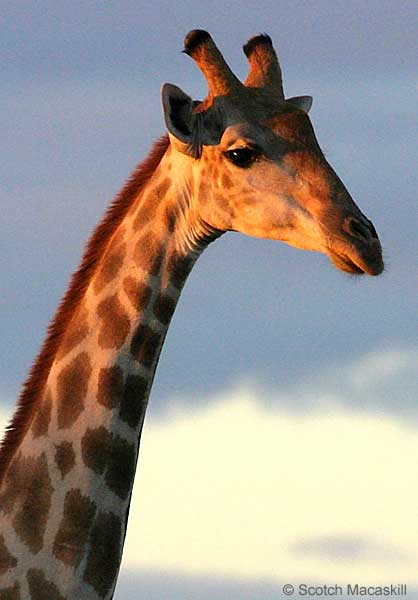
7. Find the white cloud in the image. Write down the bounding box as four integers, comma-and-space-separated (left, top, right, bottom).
348, 346, 418, 390
276, 346, 418, 418
124, 385, 418, 584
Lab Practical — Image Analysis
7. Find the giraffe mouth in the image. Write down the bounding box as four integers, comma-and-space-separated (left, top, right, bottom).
327, 246, 384, 276
328, 250, 365, 274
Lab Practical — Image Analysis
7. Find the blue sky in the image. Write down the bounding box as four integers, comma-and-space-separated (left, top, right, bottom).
1, 1, 417, 598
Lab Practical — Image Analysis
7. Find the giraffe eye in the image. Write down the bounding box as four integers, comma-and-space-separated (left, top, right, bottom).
225, 147, 259, 168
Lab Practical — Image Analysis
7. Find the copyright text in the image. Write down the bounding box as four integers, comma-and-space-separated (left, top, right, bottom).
282, 583, 408, 596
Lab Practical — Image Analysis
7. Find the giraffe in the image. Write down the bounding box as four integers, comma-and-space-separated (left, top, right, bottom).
0, 30, 383, 599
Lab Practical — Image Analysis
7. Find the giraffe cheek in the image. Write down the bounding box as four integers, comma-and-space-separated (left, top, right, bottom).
230, 196, 296, 240
200, 194, 233, 231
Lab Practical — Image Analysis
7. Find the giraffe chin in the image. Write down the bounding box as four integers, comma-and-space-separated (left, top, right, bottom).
327, 249, 384, 276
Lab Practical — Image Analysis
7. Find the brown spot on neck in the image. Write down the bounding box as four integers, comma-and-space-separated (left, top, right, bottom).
104, 436, 137, 500
120, 374, 148, 428
133, 231, 165, 277
93, 240, 127, 294
13, 453, 53, 554
164, 205, 177, 233
0, 454, 27, 515
82, 427, 111, 475
83, 511, 122, 597
31, 390, 52, 439
154, 177, 171, 199
97, 365, 124, 410
55, 441, 76, 478
123, 276, 152, 311
97, 295, 130, 350
56, 352, 92, 429
130, 324, 162, 369
132, 193, 155, 231
0, 535, 17, 575
53, 489, 97, 568
153, 292, 176, 326
167, 251, 195, 290
27, 569, 66, 600
56, 308, 90, 360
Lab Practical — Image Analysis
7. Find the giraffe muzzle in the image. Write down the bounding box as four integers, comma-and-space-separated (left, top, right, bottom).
327, 221, 384, 276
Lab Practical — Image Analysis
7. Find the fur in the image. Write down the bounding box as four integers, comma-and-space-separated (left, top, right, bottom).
0, 135, 170, 482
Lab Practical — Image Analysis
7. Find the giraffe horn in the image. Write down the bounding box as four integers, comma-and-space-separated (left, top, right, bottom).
183, 30, 243, 98
243, 34, 284, 98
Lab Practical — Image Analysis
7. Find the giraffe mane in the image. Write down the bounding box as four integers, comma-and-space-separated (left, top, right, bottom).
0, 134, 170, 482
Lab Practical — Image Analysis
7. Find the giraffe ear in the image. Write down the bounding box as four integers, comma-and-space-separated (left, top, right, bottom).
161, 83, 222, 157
161, 83, 197, 144
286, 95, 313, 113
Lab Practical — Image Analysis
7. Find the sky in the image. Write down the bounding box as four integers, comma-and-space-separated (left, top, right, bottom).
1, 1, 417, 598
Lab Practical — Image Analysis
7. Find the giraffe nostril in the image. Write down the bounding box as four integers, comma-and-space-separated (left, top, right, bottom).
345, 216, 379, 243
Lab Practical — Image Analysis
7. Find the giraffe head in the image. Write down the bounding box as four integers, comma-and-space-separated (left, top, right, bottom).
162, 30, 383, 275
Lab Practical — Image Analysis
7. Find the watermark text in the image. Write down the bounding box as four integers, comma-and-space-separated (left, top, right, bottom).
282, 583, 408, 596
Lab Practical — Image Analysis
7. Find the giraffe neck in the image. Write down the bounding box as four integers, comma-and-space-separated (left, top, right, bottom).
0, 144, 218, 600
